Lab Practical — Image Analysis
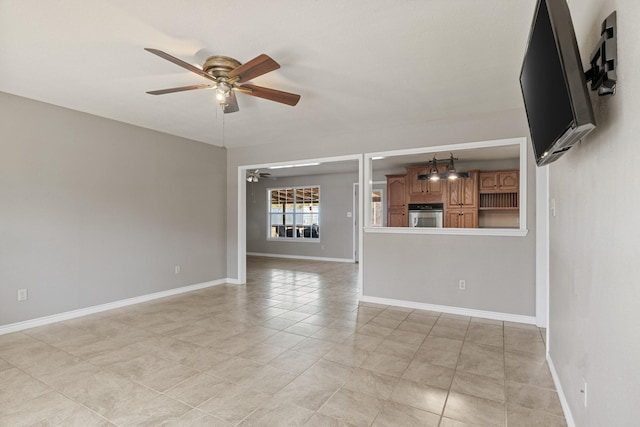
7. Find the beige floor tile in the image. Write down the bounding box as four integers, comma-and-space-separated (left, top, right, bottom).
443, 391, 505, 426
429, 325, 467, 340
237, 342, 288, 364
108, 353, 198, 392
422, 335, 464, 352
268, 349, 320, 374
0, 358, 11, 373
129, 335, 201, 362
506, 403, 567, 426
450, 370, 505, 403
506, 381, 564, 417
0, 391, 93, 426
413, 346, 460, 369
108, 394, 191, 426
372, 401, 440, 427
162, 409, 234, 426
179, 347, 232, 371
435, 317, 470, 330
360, 352, 411, 377
439, 417, 480, 427
402, 360, 455, 389
505, 351, 555, 389
275, 373, 342, 411
456, 342, 505, 380
368, 316, 403, 329
197, 381, 272, 424
340, 333, 384, 352
356, 323, 395, 338
372, 339, 419, 360
36, 360, 101, 389
165, 372, 227, 407
311, 327, 354, 344
60, 371, 159, 416
343, 368, 398, 400
323, 344, 371, 367
239, 398, 314, 426
0, 368, 52, 416
304, 413, 359, 427
262, 317, 300, 330
319, 388, 384, 427
465, 325, 504, 348
263, 331, 308, 348
292, 337, 338, 357
397, 320, 435, 334
389, 378, 448, 414
285, 321, 326, 337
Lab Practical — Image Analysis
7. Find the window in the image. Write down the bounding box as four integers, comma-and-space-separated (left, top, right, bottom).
268, 186, 320, 240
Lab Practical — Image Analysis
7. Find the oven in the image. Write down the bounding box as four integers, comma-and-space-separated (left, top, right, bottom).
408, 203, 444, 228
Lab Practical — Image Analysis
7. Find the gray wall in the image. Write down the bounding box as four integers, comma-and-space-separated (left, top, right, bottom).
548, 0, 640, 424
246, 172, 357, 260
228, 108, 537, 317
0, 92, 227, 327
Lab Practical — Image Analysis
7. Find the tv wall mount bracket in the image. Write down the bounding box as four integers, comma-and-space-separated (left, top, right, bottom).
584, 11, 617, 96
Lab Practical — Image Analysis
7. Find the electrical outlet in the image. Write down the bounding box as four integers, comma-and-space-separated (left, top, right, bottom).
174, 265, 181, 275
581, 378, 588, 407
459, 280, 466, 290
17, 289, 28, 301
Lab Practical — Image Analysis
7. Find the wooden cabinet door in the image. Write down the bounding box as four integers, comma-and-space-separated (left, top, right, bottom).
447, 172, 477, 208
479, 172, 499, 192
388, 208, 407, 227
460, 173, 478, 208
387, 175, 406, 227
498, 171, 519, 192
407, 167, 427, 198
445, 209, 478, 228
387, 176, 406, 209
460, 209, 478, 228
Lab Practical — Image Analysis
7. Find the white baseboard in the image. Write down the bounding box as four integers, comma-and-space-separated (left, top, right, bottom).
359, 295, 537, 325
547, 354, 576, 427
247, 252, 355, 263
0, 278, 233, 336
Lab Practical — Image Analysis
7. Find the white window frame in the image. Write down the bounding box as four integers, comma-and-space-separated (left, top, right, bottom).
266, 185, 321, 242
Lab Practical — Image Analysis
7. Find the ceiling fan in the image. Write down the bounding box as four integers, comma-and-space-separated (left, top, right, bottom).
145, 48, 301, 113
246, 169, 273, 183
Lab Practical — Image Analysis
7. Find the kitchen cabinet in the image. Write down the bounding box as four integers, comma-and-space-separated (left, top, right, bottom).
445, 209, 478, 228
387, 174, 407, 227
446, 171, 478, 209
445, 171, 478, 228
479, 170, 519, 193
406, 165, 446, 203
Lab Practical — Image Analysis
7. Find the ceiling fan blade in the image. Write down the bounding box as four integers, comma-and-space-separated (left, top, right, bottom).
147, 84, 213, 95
238, 84, 300, 106
144, 48, 216, 82
228, 54, 280, 83
222, 90, 239, 114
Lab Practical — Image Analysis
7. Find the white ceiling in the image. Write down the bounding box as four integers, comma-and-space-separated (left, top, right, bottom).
0, 0, 536, 149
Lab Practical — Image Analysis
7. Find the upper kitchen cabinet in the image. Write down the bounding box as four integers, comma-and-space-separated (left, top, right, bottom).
446, 171, 478, 209
406, 165, 447, 203
478, 170, 519, 193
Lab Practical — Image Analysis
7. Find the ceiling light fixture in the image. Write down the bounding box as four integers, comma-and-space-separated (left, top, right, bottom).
417, 153, 470, 181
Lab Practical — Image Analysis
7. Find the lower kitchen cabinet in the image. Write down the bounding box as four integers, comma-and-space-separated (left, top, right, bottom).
445, 209, 478, 228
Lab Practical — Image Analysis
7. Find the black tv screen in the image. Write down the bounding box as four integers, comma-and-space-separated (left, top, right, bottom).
520, 0, 595, 166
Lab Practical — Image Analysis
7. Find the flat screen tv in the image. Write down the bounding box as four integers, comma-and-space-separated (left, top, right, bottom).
520, 0, 596, 166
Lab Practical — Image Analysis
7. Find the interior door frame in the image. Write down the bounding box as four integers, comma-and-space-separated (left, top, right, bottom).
237, 154, 363, 287
353, 181, 386, 262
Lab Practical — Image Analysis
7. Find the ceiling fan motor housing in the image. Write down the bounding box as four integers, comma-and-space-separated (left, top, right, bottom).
203, 56, 242, 79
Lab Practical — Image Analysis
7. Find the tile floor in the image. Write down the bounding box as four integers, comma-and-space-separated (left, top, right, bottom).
0, 257, 566, 426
